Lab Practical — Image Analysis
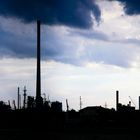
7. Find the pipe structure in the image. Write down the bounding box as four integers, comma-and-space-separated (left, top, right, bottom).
17, 87, 20, 109
36, 20, 43, 108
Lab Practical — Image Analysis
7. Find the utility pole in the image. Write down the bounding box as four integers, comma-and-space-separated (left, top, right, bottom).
23, 86, 27, 108
116, 90, 119, 111
66, 99, 69, 112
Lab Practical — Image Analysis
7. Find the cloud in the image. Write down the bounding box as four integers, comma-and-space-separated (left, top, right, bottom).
0, 29, 36, 58
0, 0, 101, 29
112, 0, 140, 15
1, 1, 140, 69
69, 29, 109, 41
1, 16, 140, 68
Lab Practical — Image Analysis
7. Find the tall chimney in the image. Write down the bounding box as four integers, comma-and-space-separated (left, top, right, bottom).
116, 90, 119, 111
36, 20, 43, 107
17, 87, 20, 109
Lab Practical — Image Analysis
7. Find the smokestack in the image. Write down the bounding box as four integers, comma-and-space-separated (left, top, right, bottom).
116, 90, 119, 111
36, 20, 41, 99
36, 20, 43, 107
17, 87, 20, 109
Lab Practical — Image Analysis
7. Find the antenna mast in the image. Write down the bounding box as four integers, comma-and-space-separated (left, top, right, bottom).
23, 86, 27, 108
66, 99, 69, 112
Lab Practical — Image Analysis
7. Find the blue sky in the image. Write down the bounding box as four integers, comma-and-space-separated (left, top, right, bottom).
0, 0, 140, 110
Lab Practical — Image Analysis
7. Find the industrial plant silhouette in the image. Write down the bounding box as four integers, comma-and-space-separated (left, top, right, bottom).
0, 20, 140, 139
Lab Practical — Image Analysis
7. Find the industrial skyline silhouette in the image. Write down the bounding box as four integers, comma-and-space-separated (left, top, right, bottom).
0, 20, 140, 140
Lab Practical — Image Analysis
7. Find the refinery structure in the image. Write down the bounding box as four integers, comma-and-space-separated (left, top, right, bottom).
2, 20, 139, 112
0, 21, 140, 135
3, 20, 63, 112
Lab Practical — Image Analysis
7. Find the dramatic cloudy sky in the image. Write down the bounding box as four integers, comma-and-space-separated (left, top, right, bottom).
0, 0, 140, 110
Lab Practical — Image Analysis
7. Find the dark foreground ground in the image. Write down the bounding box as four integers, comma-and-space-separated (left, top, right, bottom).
0, 109, 140, 139
0, 129, 139, 140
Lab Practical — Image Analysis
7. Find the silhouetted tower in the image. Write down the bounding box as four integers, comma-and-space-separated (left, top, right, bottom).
116, 90, 119, 111
23, 86, 27, 108
36, 20, 43, 108
66, 99, 69, 112
139, 96, 140, 110
17, 87, 20, 109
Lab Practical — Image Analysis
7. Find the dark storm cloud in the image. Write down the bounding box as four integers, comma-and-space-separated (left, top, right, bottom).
112, 0, 140, 15
0, 0, 101, 28
0, 29, 36, 58
70, 30, 109, 41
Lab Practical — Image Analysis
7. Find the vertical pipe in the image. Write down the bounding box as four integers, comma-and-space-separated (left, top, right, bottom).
36, 20, 43, 108
66, 99, 69, 112
17, 87, 20, 109
36, 20, 41, 100
116, 90, 119, 111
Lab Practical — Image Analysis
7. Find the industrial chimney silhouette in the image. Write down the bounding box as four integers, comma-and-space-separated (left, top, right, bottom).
116, 90, 119, 111
36, 20, 43, 107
